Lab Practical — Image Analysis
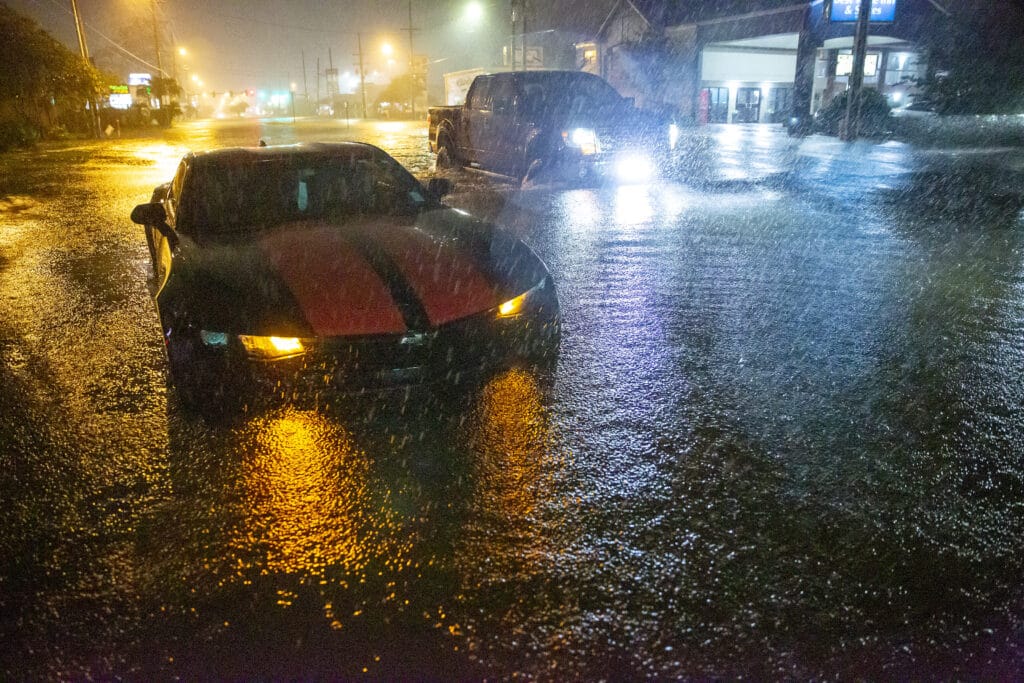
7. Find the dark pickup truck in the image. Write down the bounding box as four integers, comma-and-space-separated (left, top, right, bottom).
429, 70, 676, 182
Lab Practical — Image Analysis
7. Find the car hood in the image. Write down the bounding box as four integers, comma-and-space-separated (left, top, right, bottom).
165, 208, 550, 337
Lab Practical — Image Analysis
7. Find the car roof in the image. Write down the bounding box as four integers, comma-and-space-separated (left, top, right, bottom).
187, 142, 381, 166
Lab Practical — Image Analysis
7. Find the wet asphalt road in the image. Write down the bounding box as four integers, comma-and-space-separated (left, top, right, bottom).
2, 118, 1024, 679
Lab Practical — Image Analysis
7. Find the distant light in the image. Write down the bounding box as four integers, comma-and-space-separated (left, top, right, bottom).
760, 82, 773, 94
191, 74, 200, 83
464, 1, 485, 25
290, 82, 298, 92
178, 47, 187, 57
892, 91, 904, 103
381, 42, 394, 57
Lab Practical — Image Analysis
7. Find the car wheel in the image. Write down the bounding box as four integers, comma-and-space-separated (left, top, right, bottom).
436, 135, 459, 169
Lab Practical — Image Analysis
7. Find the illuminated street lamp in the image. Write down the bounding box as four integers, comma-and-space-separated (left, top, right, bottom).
381, 42, 394, 57
463, 0, 485, 26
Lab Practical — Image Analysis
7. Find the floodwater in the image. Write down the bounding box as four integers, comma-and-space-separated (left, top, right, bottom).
1, 118, 1023, 678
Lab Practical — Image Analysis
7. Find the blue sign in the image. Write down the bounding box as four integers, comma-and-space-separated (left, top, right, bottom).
830, 0, 897, 22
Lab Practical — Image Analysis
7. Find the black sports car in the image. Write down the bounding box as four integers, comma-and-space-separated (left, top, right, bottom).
130, 142, 559, 409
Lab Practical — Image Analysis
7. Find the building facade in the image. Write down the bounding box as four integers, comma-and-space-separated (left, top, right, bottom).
577, 0, 939, 125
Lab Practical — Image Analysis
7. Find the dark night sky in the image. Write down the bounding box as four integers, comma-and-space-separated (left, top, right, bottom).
6, 0, 587, 91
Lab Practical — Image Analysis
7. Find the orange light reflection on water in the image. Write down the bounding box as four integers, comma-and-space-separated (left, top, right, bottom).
234, 409, 413, 579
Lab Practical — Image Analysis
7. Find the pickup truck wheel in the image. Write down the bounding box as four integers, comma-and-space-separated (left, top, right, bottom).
436, 135, 459, 169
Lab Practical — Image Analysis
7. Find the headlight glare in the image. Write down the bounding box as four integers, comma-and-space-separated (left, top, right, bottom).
498, 292, 528, 318
615, 153, 654, 183
239, 335, 305, 360
563, 128, 598, 155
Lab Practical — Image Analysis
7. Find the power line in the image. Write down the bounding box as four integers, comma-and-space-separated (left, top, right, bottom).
30, 0, 162, 72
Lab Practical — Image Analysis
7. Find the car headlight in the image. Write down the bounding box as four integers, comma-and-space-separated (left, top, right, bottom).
562, 127, 598, 155
199, 330, 229, 347
614, 153, 654, 184
497, 279, 548, 319
498, 291, 529, 318
238, 334, 305, 360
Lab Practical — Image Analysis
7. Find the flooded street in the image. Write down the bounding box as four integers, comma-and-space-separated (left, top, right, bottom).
2, 118, 1024, 678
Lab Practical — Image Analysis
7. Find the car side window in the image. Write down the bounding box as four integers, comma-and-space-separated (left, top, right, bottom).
491, 77, 514, 115
167, 160, 188, 223
468, 77, 491, 111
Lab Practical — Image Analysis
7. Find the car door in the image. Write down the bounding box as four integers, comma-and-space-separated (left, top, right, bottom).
464, 77, 491, 166
155, 160, 187, 289
485, 75, 519, 174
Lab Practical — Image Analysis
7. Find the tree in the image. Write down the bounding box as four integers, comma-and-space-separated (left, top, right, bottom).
0, 4, 102, 148
917, 0, 1024, 114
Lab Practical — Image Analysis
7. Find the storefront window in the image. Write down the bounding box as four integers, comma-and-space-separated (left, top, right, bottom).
885, 51, 920, 85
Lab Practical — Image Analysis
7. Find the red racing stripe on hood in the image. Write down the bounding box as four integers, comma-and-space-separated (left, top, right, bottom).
259, 224, 406, 336
373, 227, 501, 327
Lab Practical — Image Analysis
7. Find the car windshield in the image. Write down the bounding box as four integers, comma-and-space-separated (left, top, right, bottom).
178, 150, 430, 236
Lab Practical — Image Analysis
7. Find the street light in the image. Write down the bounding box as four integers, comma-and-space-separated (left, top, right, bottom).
381, 42, 394, 57
464, 1, 485, 26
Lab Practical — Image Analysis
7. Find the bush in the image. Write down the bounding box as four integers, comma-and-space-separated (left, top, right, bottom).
0, 118, 40, 152
815, 88, 891, 137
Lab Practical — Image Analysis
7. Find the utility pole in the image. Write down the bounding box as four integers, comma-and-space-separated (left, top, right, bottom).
400, 0, 419, 117
510, 0, 517, 70
521, 0, 528, 71
150, 0, 164, 76
316, 56, 321, 113
69, 0, 100, 137
70, 0, 89, 62
356, 33, 368, 119
301, 50, 309, 114
841, 0, 872, 141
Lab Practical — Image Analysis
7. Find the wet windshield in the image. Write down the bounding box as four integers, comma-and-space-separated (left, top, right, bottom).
179, 151, 430, 235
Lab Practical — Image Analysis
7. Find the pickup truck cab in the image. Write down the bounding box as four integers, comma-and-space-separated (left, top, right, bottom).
429, 70, 675, 182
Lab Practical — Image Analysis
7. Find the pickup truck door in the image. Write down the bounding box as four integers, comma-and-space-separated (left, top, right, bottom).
463, 77, 491, 165
486, 76, 520, 174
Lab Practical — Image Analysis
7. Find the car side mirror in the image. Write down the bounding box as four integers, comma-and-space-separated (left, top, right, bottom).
427, 178, 453, 199
131, 201, 179, 249
131, 201, 166, 225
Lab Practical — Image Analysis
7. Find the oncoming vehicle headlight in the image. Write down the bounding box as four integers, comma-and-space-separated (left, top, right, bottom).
615, 153, 654, 184
238, 334, 305, 360
563, 127, 598, 155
